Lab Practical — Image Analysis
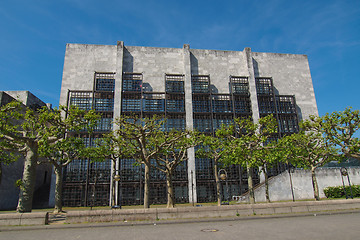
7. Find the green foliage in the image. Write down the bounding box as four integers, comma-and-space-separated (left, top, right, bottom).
324, 185, 360, 198
305, 107, 360, 160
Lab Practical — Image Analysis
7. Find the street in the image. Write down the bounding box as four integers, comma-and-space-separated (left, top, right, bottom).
1, 212, 360, 240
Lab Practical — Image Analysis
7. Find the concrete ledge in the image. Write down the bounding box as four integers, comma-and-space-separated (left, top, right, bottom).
65, 199, 360, 224
0, 212, 48, 226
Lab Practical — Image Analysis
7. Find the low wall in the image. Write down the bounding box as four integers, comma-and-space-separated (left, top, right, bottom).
0, 212, 48, 226
244, 167, 360, 203
65, 199, 360, 224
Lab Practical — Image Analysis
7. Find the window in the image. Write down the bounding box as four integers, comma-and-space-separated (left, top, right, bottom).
192, 75, 210, 93
143, 93, 165, 112
192, 95, 211, 113
165, 74, 184, 93
122, 73, 142, 92
193, 115, 212, 133
166, 95, 185, 112
69, 91, 92, 110
212, 95, 232, 113
276, 96, 296, 114
256, 78, 273, 95
231, 76, 249, 95
234, 96, 251, 113
95, 73, 115, 91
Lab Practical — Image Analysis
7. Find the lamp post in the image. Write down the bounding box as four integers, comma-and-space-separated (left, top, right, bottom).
340, 167, 353, 199
218, 169, 230, 204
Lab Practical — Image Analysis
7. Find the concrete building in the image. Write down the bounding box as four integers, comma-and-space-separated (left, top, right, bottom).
0, 91, 52, 210
59, 42, 318, 206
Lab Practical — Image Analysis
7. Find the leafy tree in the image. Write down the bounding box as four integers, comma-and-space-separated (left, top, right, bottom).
218, 115, 278, 204
278, 128, 338, 200
152, 130, 199, 208
113, 115, 167, 208
305, 108, 360, 160
196, 134, 228, 206
0, 100, 98, 212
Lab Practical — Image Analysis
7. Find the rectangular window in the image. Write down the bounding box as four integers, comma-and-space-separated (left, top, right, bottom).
213, 115, 233, 130
143, 93, 165, 112
276, 96, 296, 114
69, 91, 92, 110
231, 76, 249, 95
95, 73, 115, 91
193, 114, 212, 133
122, 73, 143, 92
258, 96, 276, 114
166, 114, 186, 131
256, 78, 273, 95
166, 94, 185, 112
192, 75, 210, 93
192, 95, 211, 113
165, 74, 184, 93
234, 96, 251, 113
212, 94, 232, 113
278, 115, 299, 134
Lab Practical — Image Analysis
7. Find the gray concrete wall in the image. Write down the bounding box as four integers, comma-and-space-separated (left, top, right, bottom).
252, 52, 318, 119
241, 167, 360, 203
60, 44, 117, 106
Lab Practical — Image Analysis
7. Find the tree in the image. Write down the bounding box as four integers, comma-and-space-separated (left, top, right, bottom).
218, 115, 278, 204
113, 115, 166, 208
306, 108, 360, 160
196, 134, 228, 206
278, 128, 338, 200
152, 130, 199, 208
0, 101, 98, 212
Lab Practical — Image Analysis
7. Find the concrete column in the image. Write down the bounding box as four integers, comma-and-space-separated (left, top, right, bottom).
183, 44, 197, 204
244, 47, 260, 122
109, 41, 124, 206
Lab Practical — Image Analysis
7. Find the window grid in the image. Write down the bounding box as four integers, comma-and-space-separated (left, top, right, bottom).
166, 95, 185, 112
230, 76, 249, 95
192, 75, 210, 93
193, 114, 212, 133
69, 91, 92, 110
256, 78, 273, 95
234, 96, 251, 113
122, 73, 143, 92
276, 96, 296, 114
143, 93, 165, 112
95, 72, 115, 91
212, 94, 232, 113
165, 75, 184, 93
192, 95, 211, 113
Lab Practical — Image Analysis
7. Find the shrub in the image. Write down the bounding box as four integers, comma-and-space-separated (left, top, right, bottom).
323, 185, 360, 198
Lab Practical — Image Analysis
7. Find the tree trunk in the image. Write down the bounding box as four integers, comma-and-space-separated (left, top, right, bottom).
166, 171, 175, 208
17, 146, 38, 213
247, 164, 255, 204
264, 167, 270, 203
54, 166, 64, 213
311, 168, 320, 201
143, 163, 151, 208
213, 161, 221, 206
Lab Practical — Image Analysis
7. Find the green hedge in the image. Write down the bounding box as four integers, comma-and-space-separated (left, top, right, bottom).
323, 185, 360, 198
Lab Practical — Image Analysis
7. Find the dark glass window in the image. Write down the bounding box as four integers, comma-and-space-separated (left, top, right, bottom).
166, 75, 184, 93
193, 115, 212, 133
166, 116, 186, 131
143, 94, 165, 112
69, 92, 92, 110
256, 78, 273, 95
94, 98, 114, 111
192, 75, 210, 93
192, 95, 211, 113
213, 116, 233, 130
122, 73, 142, 92
276, 96, 296, 114
258, 96, 276, 114
212, 95, 232, 113
231, 76, 249, 95
234, 96, 251, 113
278, 115, 299, 134
122, 98, 141, 112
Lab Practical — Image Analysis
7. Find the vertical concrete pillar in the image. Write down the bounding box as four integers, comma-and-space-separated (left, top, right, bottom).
244, 47, 260, 123
183, 44, 197, 204
110, 41, 124, 206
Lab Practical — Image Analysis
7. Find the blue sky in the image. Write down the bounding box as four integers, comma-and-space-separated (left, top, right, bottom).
0, 0, 359, 116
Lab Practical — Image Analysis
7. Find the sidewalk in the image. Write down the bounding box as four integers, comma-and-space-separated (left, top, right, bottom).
1, 198, 360, 229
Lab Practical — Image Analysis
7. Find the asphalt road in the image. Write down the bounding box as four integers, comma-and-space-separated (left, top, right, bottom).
1, 212, 360, 240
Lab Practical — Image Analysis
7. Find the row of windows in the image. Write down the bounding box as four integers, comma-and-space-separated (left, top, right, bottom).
192, 96, 251, 113
122, 98, 185, 112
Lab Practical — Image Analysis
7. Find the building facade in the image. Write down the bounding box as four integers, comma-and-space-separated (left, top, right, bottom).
59, 42, 318, 206
0, 91, 52, 210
